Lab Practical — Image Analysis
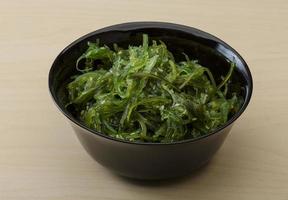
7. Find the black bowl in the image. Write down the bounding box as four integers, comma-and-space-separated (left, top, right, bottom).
49, 22, 253, 180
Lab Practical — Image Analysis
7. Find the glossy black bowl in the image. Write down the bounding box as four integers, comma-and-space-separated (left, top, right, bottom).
49, 22, 253, 180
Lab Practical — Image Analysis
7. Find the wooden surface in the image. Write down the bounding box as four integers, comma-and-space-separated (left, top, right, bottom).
1, 0, 288, 199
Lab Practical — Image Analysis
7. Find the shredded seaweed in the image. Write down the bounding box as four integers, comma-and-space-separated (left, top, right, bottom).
67, 34, 243, 143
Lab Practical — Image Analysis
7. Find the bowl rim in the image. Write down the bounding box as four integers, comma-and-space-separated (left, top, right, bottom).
48, 21, 253, 146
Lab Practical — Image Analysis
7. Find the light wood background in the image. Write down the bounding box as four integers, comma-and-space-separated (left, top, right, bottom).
1, 0, 288, 199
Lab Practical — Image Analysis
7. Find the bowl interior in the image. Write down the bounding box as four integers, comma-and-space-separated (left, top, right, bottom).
49, 22, 252, 143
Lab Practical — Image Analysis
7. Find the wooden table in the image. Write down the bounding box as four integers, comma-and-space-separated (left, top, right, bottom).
1, 0, 288, 199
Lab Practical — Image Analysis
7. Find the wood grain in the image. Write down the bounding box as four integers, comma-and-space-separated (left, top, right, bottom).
1, 0, 288, 199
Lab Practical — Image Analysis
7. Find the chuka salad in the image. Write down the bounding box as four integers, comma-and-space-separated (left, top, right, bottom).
67, 34, 242, 143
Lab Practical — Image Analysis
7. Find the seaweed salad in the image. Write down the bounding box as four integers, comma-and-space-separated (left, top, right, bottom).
67, 34, 242, 143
